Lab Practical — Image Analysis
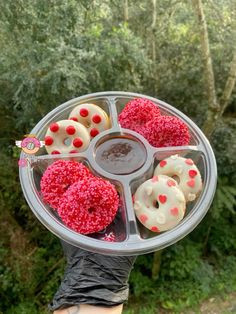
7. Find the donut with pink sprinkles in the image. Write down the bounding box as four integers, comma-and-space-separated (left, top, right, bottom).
141, 115, 190, 147
118, 98, 161, 132
40, 160, 93, 210
58, 177, 119, 234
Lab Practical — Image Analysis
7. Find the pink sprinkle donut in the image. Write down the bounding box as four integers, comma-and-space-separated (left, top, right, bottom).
141, 115, 190, 147
40, 160, 92, 210
58, 177, 119, 234
118, 98, 160, 132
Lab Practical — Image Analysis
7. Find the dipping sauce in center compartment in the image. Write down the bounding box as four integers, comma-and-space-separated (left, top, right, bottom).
95, 137, 147, 175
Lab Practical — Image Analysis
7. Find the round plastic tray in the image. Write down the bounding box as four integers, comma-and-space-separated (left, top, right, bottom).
19, 91, 217, 256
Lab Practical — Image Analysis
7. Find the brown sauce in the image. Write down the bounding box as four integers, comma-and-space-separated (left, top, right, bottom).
95, 137, 147, 175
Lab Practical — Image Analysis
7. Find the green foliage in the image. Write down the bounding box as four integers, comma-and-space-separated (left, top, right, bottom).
5, 302, 48, 314
128, 238, 236, 312
123, 305, 156, 314
0, 0, 150, 138
212, 118, 236, 181
160, 241, 206, 280
211, 177, 236, 219
206, 177, 236, 255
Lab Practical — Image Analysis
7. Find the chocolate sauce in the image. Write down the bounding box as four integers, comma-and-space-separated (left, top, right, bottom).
95, 137, 146, 174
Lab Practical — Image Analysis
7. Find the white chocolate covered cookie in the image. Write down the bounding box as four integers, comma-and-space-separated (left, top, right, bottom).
133, 175, 186, 233
154, 155, 202, 202
69, 103, 110, 138
44, 120, 90, 154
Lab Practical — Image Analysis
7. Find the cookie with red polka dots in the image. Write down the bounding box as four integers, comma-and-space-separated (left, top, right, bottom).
154, 155, 203, 202
69, 103, 110, 139
44, 120, 90, 154
133, 174, 186, 233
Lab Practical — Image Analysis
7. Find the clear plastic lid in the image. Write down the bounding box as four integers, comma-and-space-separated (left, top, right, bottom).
19, 91, 217, 255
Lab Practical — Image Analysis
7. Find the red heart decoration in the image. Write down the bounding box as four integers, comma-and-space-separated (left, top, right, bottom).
189, 169, 198, 178
151, 226, 160, 233
158, 194, 167, 204
170, 207, 179, 216
187, 179, 195, 188
139, 214, 148, 224
167, 179, 176, 187
152, 176, 158, 182
185, 158, 194, 165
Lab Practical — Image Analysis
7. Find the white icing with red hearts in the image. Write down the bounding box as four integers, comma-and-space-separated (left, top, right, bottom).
133, 175, 186, 233
69, 103, 110, 138
44, 120, 90, 154
154, 155, 202, 202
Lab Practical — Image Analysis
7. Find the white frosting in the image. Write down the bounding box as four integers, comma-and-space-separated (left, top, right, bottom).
69, 103, 110, 138
154, 155, 202, 202
133, 175, 186, 233
45, 120, 90, 154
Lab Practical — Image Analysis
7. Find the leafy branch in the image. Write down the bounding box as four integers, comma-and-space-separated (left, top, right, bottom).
192, 0, 236, 137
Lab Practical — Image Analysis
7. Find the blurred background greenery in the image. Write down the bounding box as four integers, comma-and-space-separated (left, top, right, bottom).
0, 1, 236, 313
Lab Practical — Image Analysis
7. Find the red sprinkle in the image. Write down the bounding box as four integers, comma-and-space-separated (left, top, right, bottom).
189, 169, 198, 178
151, 226, 160, 233
50, 123, 59, 132
45, 136, 54, 146
152, 176, 158, 182
167, 179, 176, 187
69, 117, 78, 122
158, 194, 167, 204
170, 207, 179, 216
103, 232, 116, 242
73, 138, 83, 148
92, 114, 102, 124
140, 214, 148, 224
66, 125, 76, 135
80, 108, 89, 117
160, 160, 167, 167
132, 195, 135, 203
141, 116, 190, 148
185, 159, 194, 165
90, 128, 99, 137
51, 150, 60, 154
187, 179, 195, 188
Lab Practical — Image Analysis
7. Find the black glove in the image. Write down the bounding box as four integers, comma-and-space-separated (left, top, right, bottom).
48, 240, 137, 311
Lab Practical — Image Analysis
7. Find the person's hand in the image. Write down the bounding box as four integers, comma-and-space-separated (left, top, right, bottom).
48, 240, 136, 312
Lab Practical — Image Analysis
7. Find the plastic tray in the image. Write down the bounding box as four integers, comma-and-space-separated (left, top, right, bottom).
19, 91, 217, 255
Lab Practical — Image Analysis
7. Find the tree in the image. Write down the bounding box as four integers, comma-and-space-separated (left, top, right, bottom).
192, 0, 236, 137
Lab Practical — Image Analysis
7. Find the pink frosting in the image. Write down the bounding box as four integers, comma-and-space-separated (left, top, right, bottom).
140, 115, 190, 147
118, 98, 160, 132
21, 137, 40, 148
40, 160, 93, 210
58, 177, 119, 234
